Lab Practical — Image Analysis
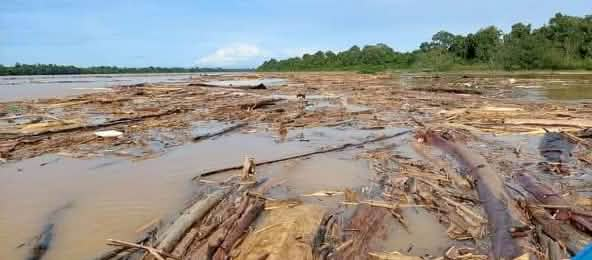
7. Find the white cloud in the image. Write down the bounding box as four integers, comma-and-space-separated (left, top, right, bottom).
196, 44, 266, 67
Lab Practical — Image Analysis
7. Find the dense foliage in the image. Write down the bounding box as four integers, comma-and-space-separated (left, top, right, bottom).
258, 13, 592, 72
0, 64, 250, 76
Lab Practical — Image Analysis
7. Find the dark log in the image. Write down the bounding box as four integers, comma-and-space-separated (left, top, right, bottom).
25, 202, 74, 260
212, 199, 265, 260
193, 122, 247, 141
516, 173, 570, 220
188, 82, 267, 90
411, 86, 482, 95
193, 130, 411, 179
527, 205, 590, 254
335, 204, 388, 260
422, 131, 525, 259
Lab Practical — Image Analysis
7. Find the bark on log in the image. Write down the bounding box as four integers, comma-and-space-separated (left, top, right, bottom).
193, 130, 411, 179
527, 205, 590, 254
516, 173, 570, 220
336, 204, 388, 260
422, 131, 525, 259
157, 189, 229, 253
212, 199, 265, 260
517, 172, 592, 234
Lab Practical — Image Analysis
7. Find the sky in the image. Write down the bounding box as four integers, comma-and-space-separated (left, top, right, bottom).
1, 1, 591, 68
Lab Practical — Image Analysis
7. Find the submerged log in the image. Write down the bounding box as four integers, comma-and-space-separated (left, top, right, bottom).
27, 223, 54, 260
157, 189, 229, 253
25, 202, 74, 260
421, 130, 526, 259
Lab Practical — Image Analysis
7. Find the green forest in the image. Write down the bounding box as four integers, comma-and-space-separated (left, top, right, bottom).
258, 13, 592, 72
0, 64, 249, 76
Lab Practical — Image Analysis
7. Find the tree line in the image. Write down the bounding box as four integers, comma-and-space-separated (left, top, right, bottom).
258, 13, 592, 72
0, 64, 251, 76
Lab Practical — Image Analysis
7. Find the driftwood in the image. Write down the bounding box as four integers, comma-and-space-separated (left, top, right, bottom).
188, 82, 267, 90
411, 86, 482, 95
193, 130, 411, 179
517, 172, 592, 234
238, 98, 282, 110
410, 141, 471, 190
336, 204, 388, 259
516, 173, 570, 220
193, 122, 247, 141
2, 108, 186, 139
107, 239, 179, 260
422, 130, 526, 259
504, 118, 592, 129
527, 204, 590, 254
94, 228, 156, 260
157, 189, 229, 253
212, 199, 265, 259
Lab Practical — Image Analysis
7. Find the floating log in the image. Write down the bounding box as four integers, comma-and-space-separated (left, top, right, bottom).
421, 130, 526, 259
157, 189, 229, 253
188, 82, 267, 90
411, 86, 482, 95
193, 130, 411, 179
192, 122, 247, 141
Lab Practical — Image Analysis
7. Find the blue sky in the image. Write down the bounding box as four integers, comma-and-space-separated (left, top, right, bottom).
1, 1, 590, 68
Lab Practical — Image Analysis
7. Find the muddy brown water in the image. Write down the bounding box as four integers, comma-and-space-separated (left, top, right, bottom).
400, 72, 592, 101
0, 127, 407, 259
2, 72, 591, 259
0, 73, 210, 102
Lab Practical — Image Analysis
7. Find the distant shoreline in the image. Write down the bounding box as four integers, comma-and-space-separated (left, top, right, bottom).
0, 64, 255, 76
